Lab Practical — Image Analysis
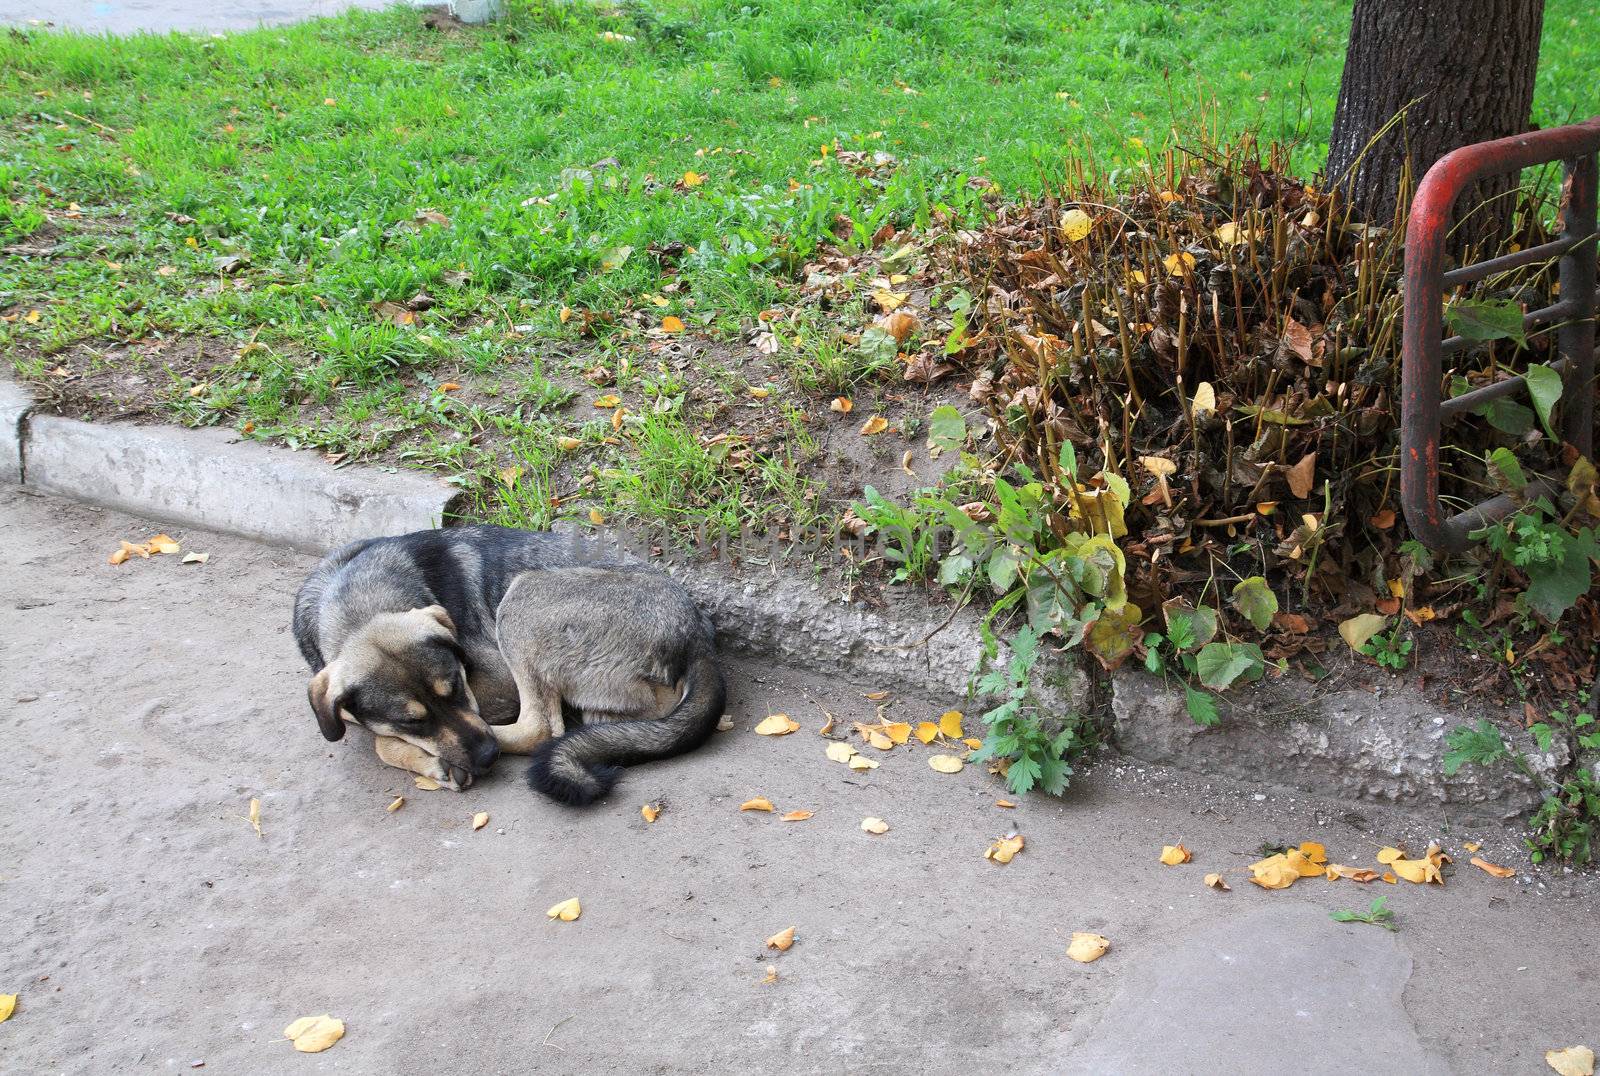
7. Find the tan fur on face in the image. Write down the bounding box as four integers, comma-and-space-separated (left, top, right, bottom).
405, 699, 427, 717
432, 678, 452, 696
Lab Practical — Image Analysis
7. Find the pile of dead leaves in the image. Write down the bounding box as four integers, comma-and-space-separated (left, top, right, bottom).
949, 134, 1580, 655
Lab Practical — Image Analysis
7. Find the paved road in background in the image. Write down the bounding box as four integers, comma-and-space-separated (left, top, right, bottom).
3, 485, 1596, 1073
0, 0, 402, 34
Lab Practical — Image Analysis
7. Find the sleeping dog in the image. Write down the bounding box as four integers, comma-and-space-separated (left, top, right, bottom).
292, 526, 725, 805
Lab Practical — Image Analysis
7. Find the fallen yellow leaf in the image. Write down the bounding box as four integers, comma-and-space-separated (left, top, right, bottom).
825, 741, 857, 764
861, 817, 889, 834
985, 834, 1025, 864
761, 964, 778, 985
0, 994, 14, 1022
962, 737, 983, 751
864, 691, 890, 701
1376, 846, 1406, 864
148, 533, 180, 555
558, 436, 582, 451
414, 775, 441, 791
859, 415, 889, 436
1325, 864, 1380, 883
754, 714, 800, 736
1203, 873, 1230, 891
1247, 853, 1300, 889
248, 797, 262, 839
1159, 844, 1192, 865
1191, 381, 1217, 417
1470, 856, 1515, 879
739, 797, 774, 812
472, 812, 490, 831
588, 508, 606, 526
766, 926, 796, 951
1546, 1046, 1596, 1076
1287, 848, 1323, 878
682, 170, 705, 188
817, 711, 836, 735
830, 396, 853, 414
882, 721, 911, 745
1066, 932, 1109, 963
593, 394, 621, 409
995, 799, 1016, 809
641, 802, 660, 823
1463, 841, 1482, 853
1060, 208, 1093, 242
661, 315, 685, 333
848, 755, 879, 771
1339, 613, 1391, 653
915, 722, 938, 744
867, 730, 893, 750
780, 810, 813, 822
928, 754, 964, 774
871, 288, 909, 311
1298, 841, 1328, 864
546, 897, 581, 921
1382, 871, 1398, 884
386, 796, 405, 813
938, 710, 963, 738
1163, 251, 1196, 273
284, 1015, 345, 1053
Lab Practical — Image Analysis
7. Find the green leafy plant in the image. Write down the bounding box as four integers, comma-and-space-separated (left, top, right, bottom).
1443, 719, 1512, 776
1330, 896, 1397, 932
1360, 627, 1414, 670
1527, 770, 1599, 865
1477, 498, 1600, 623
969, 625, 1090, 796
853, 486, 941, 583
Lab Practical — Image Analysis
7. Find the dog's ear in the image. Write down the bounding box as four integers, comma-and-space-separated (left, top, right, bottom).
421, 605, 457, 636
308, 667, 346, 742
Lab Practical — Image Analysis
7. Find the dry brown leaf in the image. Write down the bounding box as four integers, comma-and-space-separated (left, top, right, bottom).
1203, 873, 1230, 891
863, 690, 890, 701
386, 796, 405, 813
754, 714, 800, 736
860, 817, 889, 834
766, 926, 796, 951
780, 810, 814, 822
985, 834, 1025, 864
284, 1015, 345, 1053
546, 897, 581, 922
1470, 856, 1515, 879
859, 415, 889, 436
1339, 613, 1390, 653
1370, 508, 1397, 529
472, 812, 490, 831
1286, 452, 1317, 499
1546, 1046, 1596, 1076
1159, 843, 1192, 865
928, 754, 964, 774
830, 396, 853, 413
1066, 932, 1109, 963
1382, 871, 1398, 884
558, 436, 582, 451
739, 797, 774, 812
1463, 841, 1482, 853
641, 802, 661, 823
995, 799, 1016, 809
878, 310, 920, 343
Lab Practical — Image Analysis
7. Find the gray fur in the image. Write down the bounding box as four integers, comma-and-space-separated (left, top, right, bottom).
292, 526, 725, 802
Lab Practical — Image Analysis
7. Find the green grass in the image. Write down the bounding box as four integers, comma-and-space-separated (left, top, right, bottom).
1, 0, 1597, 531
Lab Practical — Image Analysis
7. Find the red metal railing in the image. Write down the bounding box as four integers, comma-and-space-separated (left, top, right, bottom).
1401, 117, 1600, 552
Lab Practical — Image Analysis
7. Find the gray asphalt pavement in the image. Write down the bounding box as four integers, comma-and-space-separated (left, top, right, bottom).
2, 485, 1596, 1073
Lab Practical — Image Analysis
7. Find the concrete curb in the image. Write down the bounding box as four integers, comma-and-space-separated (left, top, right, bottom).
2, 380, 463, 553
0, 379, 28, 484
1, 378, 1547, 820
1110, 669, 1561, 822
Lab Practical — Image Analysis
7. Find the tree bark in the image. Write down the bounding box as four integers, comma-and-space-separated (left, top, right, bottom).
1326, 0, 1545, 253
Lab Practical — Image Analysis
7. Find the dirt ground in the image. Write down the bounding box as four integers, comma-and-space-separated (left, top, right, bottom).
3, 486, 1597, 1074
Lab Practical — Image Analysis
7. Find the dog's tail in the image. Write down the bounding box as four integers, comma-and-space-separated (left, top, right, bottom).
526, 651, 726, 806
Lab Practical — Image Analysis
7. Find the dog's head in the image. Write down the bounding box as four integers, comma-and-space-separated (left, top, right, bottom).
306, 605, 499, 787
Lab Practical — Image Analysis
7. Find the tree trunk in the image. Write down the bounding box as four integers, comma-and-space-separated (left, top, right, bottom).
1326, 0, 1544, 254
